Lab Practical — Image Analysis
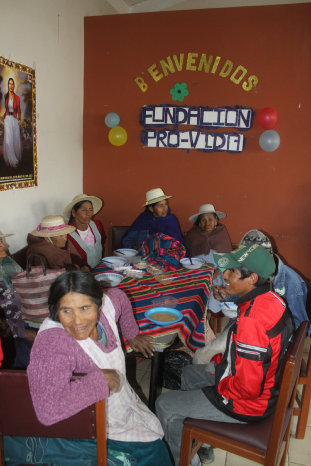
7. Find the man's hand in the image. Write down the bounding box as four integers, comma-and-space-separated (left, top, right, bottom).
128, 334, 155, 358
212, 285, 228, 301
102, 369, 120, 394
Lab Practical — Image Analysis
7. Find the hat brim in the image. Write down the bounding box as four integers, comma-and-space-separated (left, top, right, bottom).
189, 210, 226, 223
31, 225, 75, 238
64, 195, 102, 220
0, 233, 14, 238
143, 195, 172, 207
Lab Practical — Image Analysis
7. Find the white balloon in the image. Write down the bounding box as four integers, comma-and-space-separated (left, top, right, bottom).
259, 130, 280, 152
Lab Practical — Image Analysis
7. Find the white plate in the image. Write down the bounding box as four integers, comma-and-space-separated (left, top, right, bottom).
95, 273, 123, 287
180, 258, 204, 270
102, 256, 127, 269
114, 248, 138, 258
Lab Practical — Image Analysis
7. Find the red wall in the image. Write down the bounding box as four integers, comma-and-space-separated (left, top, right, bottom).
84, 3, 311, 279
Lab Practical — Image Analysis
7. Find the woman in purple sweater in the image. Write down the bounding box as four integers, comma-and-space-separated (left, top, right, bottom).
27, 271, 172, 465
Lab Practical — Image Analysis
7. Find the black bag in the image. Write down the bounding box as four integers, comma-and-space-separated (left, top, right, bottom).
162, 350, 193, 390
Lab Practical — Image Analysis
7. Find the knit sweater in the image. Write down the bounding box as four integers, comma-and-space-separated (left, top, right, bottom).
27, 288, 139, 426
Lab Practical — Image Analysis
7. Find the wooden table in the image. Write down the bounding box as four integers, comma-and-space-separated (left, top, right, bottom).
92, 263, 214, 410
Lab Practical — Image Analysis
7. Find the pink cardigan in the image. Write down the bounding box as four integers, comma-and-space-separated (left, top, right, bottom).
27, 288, 139, 426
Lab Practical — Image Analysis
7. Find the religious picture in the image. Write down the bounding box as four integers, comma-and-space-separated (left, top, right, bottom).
0, 56, 37, 190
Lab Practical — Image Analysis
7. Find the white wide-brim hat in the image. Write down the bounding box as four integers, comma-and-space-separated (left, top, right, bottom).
31, 215, 75, 238
189, 203, 226, 223
144, 188, 172, 207
64, 193, 103, 220
0, 233, 13, 238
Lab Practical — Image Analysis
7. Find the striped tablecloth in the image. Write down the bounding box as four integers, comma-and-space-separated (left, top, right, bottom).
92, 264, 214, 352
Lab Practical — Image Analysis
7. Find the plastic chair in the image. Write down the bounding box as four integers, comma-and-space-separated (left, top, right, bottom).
179, 321, 308, 466
0, 369, 106, 466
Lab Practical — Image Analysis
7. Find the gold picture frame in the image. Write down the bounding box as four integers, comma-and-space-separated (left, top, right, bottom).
0, 56, 37, 190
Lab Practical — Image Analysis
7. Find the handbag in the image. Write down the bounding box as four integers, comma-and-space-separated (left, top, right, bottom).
11, 253, 65, 322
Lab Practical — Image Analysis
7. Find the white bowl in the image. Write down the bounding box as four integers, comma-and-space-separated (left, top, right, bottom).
102, 256, 127, 269
95, 273, 123, 287
114, 248, 138, 258
180, 258, 204, 270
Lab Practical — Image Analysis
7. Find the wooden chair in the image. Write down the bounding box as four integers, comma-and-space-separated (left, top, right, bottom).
293, 337, 311, 438
179, 321, 308, 466
0, 369, 107, 466
110, 225, 130, 255
208, 311, 224, 335
11, 245, 28, 269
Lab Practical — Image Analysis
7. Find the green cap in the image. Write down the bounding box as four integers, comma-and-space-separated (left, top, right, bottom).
214, 243, 275, 279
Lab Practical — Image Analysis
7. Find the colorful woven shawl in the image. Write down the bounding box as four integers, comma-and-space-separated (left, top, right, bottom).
140, 232, 186, 271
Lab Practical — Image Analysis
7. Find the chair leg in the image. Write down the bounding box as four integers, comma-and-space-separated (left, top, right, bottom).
180, 426, 203, 466
209, 312, 223, 335
180, 426, 194, 466
295, 380, 311, 439
95, 400, 107, 466
0, 436, 5, 466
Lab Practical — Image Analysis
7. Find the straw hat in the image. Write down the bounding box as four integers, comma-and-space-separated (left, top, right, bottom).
0, 233, 13, 238
31, 215, 75, 237
143, 188, 172, 207
64, 193, 102, 220
189, 204, 226, 223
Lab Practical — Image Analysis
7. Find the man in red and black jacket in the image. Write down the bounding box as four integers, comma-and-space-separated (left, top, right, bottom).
156, 243, 293, 466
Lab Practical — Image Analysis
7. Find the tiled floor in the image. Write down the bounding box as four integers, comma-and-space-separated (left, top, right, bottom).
131, 335, 311, 466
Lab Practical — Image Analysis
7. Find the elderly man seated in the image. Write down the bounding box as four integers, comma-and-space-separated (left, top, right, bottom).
156, 243, 293, 465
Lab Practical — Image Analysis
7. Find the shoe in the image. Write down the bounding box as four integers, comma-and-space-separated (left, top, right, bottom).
198, 446, 215, 464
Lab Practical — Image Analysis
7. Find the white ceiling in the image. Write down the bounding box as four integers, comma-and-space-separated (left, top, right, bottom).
106, 0, 311, 14
106, 0, 192, 13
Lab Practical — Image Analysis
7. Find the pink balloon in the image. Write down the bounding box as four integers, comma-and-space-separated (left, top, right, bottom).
257, 108, 278, 129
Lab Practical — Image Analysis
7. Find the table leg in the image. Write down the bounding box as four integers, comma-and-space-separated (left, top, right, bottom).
148, 351, 164, 413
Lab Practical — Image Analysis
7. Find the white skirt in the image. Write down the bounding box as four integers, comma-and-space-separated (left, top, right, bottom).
3, 115, 22, 168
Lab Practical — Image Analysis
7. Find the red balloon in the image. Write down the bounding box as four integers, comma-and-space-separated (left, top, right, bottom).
257, 107, 278, 129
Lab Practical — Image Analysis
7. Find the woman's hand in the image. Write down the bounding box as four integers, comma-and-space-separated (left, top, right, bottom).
128, 334, 155, 358
102, 369, 121, 394
212, 285, 228, 301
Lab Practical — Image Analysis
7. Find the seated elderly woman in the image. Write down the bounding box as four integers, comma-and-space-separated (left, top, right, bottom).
27, 215, 84, 270
26, 271, 172, 465
64, 193, 106, 269
184, 203, 232, 257
0, 233, 34, 368
185, 204, 232, 316
121, 187, 184, 249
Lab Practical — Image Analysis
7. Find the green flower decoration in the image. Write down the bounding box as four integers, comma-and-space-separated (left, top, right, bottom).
170, 82, 189, 102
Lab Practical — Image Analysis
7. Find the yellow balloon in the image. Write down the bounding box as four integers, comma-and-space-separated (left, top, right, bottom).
108, 126, 128, 146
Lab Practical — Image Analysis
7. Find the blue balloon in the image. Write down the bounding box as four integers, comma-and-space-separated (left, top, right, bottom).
259, 130, 280, 152
105, 112, 120, 128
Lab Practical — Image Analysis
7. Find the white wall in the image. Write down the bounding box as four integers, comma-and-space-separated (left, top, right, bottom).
0, 0, 115, 253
